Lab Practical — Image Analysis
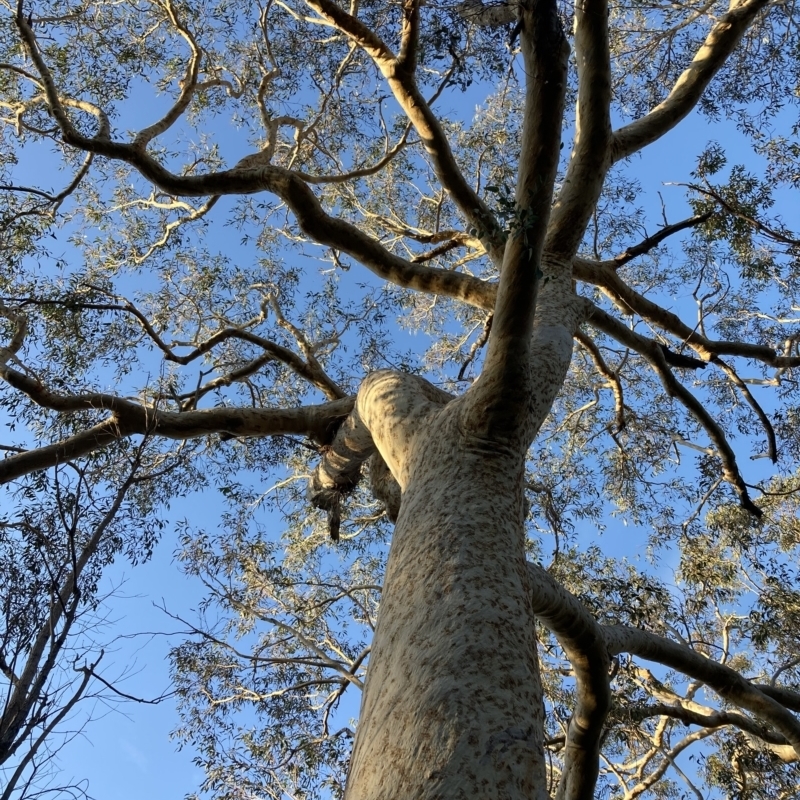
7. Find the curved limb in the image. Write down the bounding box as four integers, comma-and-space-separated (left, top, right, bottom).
575, 260, 800, 368
527, 562, 611, 800
13, 7, 495, 312
604, 624, 800, 756
611, 0, 770, 162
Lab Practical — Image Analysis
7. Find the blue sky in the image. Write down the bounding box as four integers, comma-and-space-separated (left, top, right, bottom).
2, 51, 789, 797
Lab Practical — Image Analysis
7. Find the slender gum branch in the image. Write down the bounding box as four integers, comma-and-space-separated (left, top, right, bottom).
13, 8, 493, 311
604, 211, 714, 270
715, 357, 777, 463
546, 0, 613, 259
586, 305, 761, 516
0, 362, 355, 483
576, 262, 800, 367
576, 330, 626, 432
611, 0, 770, 162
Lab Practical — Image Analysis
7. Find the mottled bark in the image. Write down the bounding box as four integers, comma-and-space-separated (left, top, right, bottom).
345, 380, 547, 800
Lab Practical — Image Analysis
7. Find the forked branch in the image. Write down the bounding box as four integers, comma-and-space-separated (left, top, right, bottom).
302, 0, 507, 265
605, 625, 800, 757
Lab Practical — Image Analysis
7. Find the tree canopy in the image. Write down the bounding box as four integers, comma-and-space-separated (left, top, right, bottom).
1, 0, 800, 797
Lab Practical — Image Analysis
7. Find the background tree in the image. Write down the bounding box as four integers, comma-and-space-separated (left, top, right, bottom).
1, 0, 800, 797
0, 439, 189, 800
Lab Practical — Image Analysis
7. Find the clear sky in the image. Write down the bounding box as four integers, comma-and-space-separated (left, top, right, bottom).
3, 70, 782, 799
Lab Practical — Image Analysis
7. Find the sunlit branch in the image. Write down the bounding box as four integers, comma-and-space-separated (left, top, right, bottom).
546, 0, 612, 259
469, 0, 571, 437
303, 0, 506, 266
527, 562, 611, 800
0, 363, 355, 482
13, 13, 110, 140
755, 684, 800, 715
625, 701, 794, 748
13, 6, 495, 310
458, 313, 493, 381
250, 611, 364, 691
132, 196, 220, 264
576, 330, 626, 432
604, 625, 800, 757
603, 625, 800, 754
625, 728, 715, 800
132, 0, 202, 149
611, 0, 770, 161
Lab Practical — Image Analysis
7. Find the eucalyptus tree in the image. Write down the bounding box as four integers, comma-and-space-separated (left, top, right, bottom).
0, 438, 189, 800
1, 0, 800, 798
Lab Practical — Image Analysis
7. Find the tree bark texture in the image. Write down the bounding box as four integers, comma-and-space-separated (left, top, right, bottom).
345, 379, 547, 800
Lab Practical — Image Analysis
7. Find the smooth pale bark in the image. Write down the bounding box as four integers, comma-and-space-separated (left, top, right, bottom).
342, 281, 584, 799
345, 377, 547, 800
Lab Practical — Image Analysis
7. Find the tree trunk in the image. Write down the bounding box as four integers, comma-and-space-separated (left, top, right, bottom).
344, 397, 548, 799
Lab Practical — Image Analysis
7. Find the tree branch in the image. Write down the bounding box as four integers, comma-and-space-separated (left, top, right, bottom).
467, 0, 571, 438
576, 330, 626, 432
682, 181, 800, 248
0, 364, 355, 482
546, 0, 612, 259
14, 15, 494, 311
605, 211, 714, 270
604, 625, 800, 757
576, 262, 800, 368
611, 0, 770, 161
624, 700, 793, 748
586, 304, 762, 517
715, 356, 777, 463
302, 0, 507, 266
527, 562, 611, 800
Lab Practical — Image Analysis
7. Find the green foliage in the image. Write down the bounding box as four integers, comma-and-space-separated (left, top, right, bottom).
0, 0, 799, 797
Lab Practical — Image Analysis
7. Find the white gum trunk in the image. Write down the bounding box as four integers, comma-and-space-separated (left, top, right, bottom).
343, 284, 584, 799
344, 408, 547, 799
